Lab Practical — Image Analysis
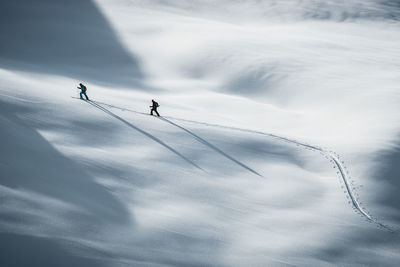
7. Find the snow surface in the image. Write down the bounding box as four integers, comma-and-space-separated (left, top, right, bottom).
1, 0, 400, 266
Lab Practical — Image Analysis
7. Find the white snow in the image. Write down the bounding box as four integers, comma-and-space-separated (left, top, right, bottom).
1, 0, 400, 266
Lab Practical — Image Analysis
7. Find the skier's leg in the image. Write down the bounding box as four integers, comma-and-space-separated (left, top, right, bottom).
80, 92, 83, 99
150, 109, 154, 115
84, 92, 89, 100
155, 110, 160, 117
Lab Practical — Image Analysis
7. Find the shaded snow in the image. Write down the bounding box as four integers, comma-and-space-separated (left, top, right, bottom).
1, 0, 400, 266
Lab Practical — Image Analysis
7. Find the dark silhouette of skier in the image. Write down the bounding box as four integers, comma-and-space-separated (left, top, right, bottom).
77, 83, 89, 100
150, 99, 160, 116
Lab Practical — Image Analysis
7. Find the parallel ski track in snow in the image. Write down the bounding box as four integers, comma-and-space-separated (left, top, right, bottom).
90, 99, 394, 232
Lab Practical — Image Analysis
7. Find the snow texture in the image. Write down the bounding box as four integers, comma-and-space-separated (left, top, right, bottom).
1, 0, 400, 266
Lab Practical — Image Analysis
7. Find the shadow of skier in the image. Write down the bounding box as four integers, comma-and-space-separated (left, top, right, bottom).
86, 101, 203, 171
89, 99, 148, 116
159, 117, 262, 177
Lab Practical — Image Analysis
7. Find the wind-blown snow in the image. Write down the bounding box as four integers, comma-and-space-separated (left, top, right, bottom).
1, 0, 400, 266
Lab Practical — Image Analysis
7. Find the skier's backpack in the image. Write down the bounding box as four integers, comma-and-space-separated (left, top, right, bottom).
82, 85, 87, 92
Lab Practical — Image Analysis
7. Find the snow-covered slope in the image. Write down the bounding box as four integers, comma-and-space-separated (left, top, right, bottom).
1, 0, 400, 266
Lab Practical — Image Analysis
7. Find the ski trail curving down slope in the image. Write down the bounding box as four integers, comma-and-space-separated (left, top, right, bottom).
165, 116, 395, 232
91, 100, 394, 232
168, 117, 395, 232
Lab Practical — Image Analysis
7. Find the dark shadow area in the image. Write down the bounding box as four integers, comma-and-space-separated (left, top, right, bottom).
86, 101, 203, 170
159, 117, 262, 177
0, 0, 143, 87
0, 99, 135, 265
312, 224, 400, 266
375, 143, 400, 224
0, 233, 104, 267
301, 0, 400, 21
0, 98, 132, 227
321, 234, 396, 265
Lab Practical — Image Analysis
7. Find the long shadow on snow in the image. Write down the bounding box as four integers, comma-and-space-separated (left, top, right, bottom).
89, 100, 309, 174
159, 117, 262, 177
0, 100, 132, 266
0, 0, 144, 88
86, 101, 203, 171
90, 100, 308, 177
90, 99, 148, 116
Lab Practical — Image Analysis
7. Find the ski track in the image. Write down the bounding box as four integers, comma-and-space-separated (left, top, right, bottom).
85, 99, 394, 232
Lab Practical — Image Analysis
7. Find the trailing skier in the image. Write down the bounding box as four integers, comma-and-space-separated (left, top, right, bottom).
150, 99, 160, 116
77, 83, 89, 100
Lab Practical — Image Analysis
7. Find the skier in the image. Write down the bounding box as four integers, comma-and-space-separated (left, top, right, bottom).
77, 83, 89, 100
150, 99, 160, 116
